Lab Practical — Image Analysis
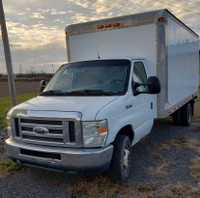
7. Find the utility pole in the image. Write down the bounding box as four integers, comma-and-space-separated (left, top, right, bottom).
0, 0, 17, 106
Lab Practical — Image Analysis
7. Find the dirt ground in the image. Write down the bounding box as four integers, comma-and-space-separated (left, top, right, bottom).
0, 81, 41, 97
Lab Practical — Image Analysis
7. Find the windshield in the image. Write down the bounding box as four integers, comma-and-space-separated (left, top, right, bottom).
41, 60, 130, 96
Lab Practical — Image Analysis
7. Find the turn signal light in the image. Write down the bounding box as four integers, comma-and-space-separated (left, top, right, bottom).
98, 128, 107, 134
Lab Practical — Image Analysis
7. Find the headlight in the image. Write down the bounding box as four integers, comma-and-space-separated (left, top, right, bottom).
82, 120, 108, 147
6, 116, 12, 138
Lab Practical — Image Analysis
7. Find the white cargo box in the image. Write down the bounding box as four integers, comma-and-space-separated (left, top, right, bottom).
65, 9, 199, 118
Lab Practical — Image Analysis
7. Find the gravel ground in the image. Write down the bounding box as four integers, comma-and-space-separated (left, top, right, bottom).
0, 128, 9, 162
0, 119, 200, 198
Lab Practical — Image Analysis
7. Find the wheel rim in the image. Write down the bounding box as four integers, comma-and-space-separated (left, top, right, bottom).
124, 144, 131, 174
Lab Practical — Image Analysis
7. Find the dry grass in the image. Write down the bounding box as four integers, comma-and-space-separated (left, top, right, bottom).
183, 138, 200, 151
160, 136, 199, 151
145, 164, 169, 180
146, 136, 200, 179
67, 133, 200, 198
68, 134, 200, 198
146, 148, 173, 179
193, 98, 200, 121
68, 177, 121, 198
145, 136, 192, 179
67, 177, 200, 198
0, 160, 21, 179
189, 157, 200, 184
0, 165, 12, 179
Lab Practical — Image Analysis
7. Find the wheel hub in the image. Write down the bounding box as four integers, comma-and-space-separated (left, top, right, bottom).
124, 146, 131, 171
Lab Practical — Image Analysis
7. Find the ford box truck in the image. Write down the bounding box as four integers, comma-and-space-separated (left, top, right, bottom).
5, 9, 199, 181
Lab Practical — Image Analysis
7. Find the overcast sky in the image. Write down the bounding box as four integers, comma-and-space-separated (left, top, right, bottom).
0, 0, 199, 74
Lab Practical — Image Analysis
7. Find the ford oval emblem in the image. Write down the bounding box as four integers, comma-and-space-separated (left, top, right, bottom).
33, 126, 49, 134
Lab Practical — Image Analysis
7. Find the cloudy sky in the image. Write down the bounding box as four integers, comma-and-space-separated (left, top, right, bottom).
0, 0, 199, 74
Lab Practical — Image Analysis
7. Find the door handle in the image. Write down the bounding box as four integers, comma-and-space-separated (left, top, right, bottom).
126, 104, 133, 109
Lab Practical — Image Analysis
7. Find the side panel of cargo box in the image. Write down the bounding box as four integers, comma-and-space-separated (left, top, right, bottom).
167, 16, 199, 113
157, 11, 199, 118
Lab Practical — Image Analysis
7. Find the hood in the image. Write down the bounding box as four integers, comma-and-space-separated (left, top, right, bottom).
13, 96, 118, 120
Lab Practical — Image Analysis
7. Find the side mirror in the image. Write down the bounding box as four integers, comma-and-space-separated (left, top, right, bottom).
132, 76, 161, 96
147, 76, 161, 94
40, 80, 46, 92
132, 82, 142, 96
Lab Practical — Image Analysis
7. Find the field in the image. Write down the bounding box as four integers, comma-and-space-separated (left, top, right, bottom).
0, 80, 42, 129
0, 81, 41, 98
0, 93, 38, 129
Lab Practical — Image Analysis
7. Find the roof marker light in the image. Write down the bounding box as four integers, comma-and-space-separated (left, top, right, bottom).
105, 24, 112, 28
158, 17, 166, 22
113, 23, 120, 27
97, 25, 104, 29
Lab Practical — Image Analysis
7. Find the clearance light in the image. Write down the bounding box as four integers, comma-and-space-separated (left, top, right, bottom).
158, 17, 166, 22
113, 23, 120, 27
105, 24, 112, 28
97, 25, 104, 29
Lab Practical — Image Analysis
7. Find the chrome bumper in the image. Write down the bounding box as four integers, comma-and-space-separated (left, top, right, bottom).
5, 138, 113, 173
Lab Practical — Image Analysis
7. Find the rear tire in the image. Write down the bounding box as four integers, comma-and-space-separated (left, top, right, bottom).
172, 109, 181, 125
109, 135, 132, 182
180, 103, 192, 126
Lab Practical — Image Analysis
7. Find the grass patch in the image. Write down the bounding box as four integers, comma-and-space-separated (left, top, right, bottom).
160, 136, 199, 152
173, 136, 188, 145
138, 186, 153, 193
67, 177, 200, 198
146, 145, 173, 179
68, 177, 120, 198
67, 177, 158, 198
0, 93, 38, 129
160, 136, 189, 150
0, 160, 22, 179
189, 157, 200, 184
146, 136, 199, 180
193, 97, 200, 121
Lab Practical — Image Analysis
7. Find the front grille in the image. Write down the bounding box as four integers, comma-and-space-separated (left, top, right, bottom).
20, 149, 61, 160
69, 121, 75, 142
14, 118, 79, 147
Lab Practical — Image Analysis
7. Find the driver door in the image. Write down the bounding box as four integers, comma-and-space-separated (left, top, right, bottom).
132, 61, 154, 142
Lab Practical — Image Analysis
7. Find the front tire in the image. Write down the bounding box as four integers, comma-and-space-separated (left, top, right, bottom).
109, 135, 132, 182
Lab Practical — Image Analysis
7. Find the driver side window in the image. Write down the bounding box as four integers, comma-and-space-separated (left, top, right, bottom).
133, 62, 148, 92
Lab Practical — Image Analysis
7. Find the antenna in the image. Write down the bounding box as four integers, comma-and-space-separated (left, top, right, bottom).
97, 51, 100, 59
96, 46, 101, 59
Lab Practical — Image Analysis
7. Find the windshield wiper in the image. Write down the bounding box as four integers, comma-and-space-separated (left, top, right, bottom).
68, 89, 115, 96
41, 89, 117, 96
40, 90, 67, 96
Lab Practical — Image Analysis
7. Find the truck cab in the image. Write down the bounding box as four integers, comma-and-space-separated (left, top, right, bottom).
6, 58, 160, 182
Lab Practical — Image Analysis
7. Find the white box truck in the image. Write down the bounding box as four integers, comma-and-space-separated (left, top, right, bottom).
5, 9, 199, 181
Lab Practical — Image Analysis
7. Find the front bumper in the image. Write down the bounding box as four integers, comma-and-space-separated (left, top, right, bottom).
5, 138, 113, 173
